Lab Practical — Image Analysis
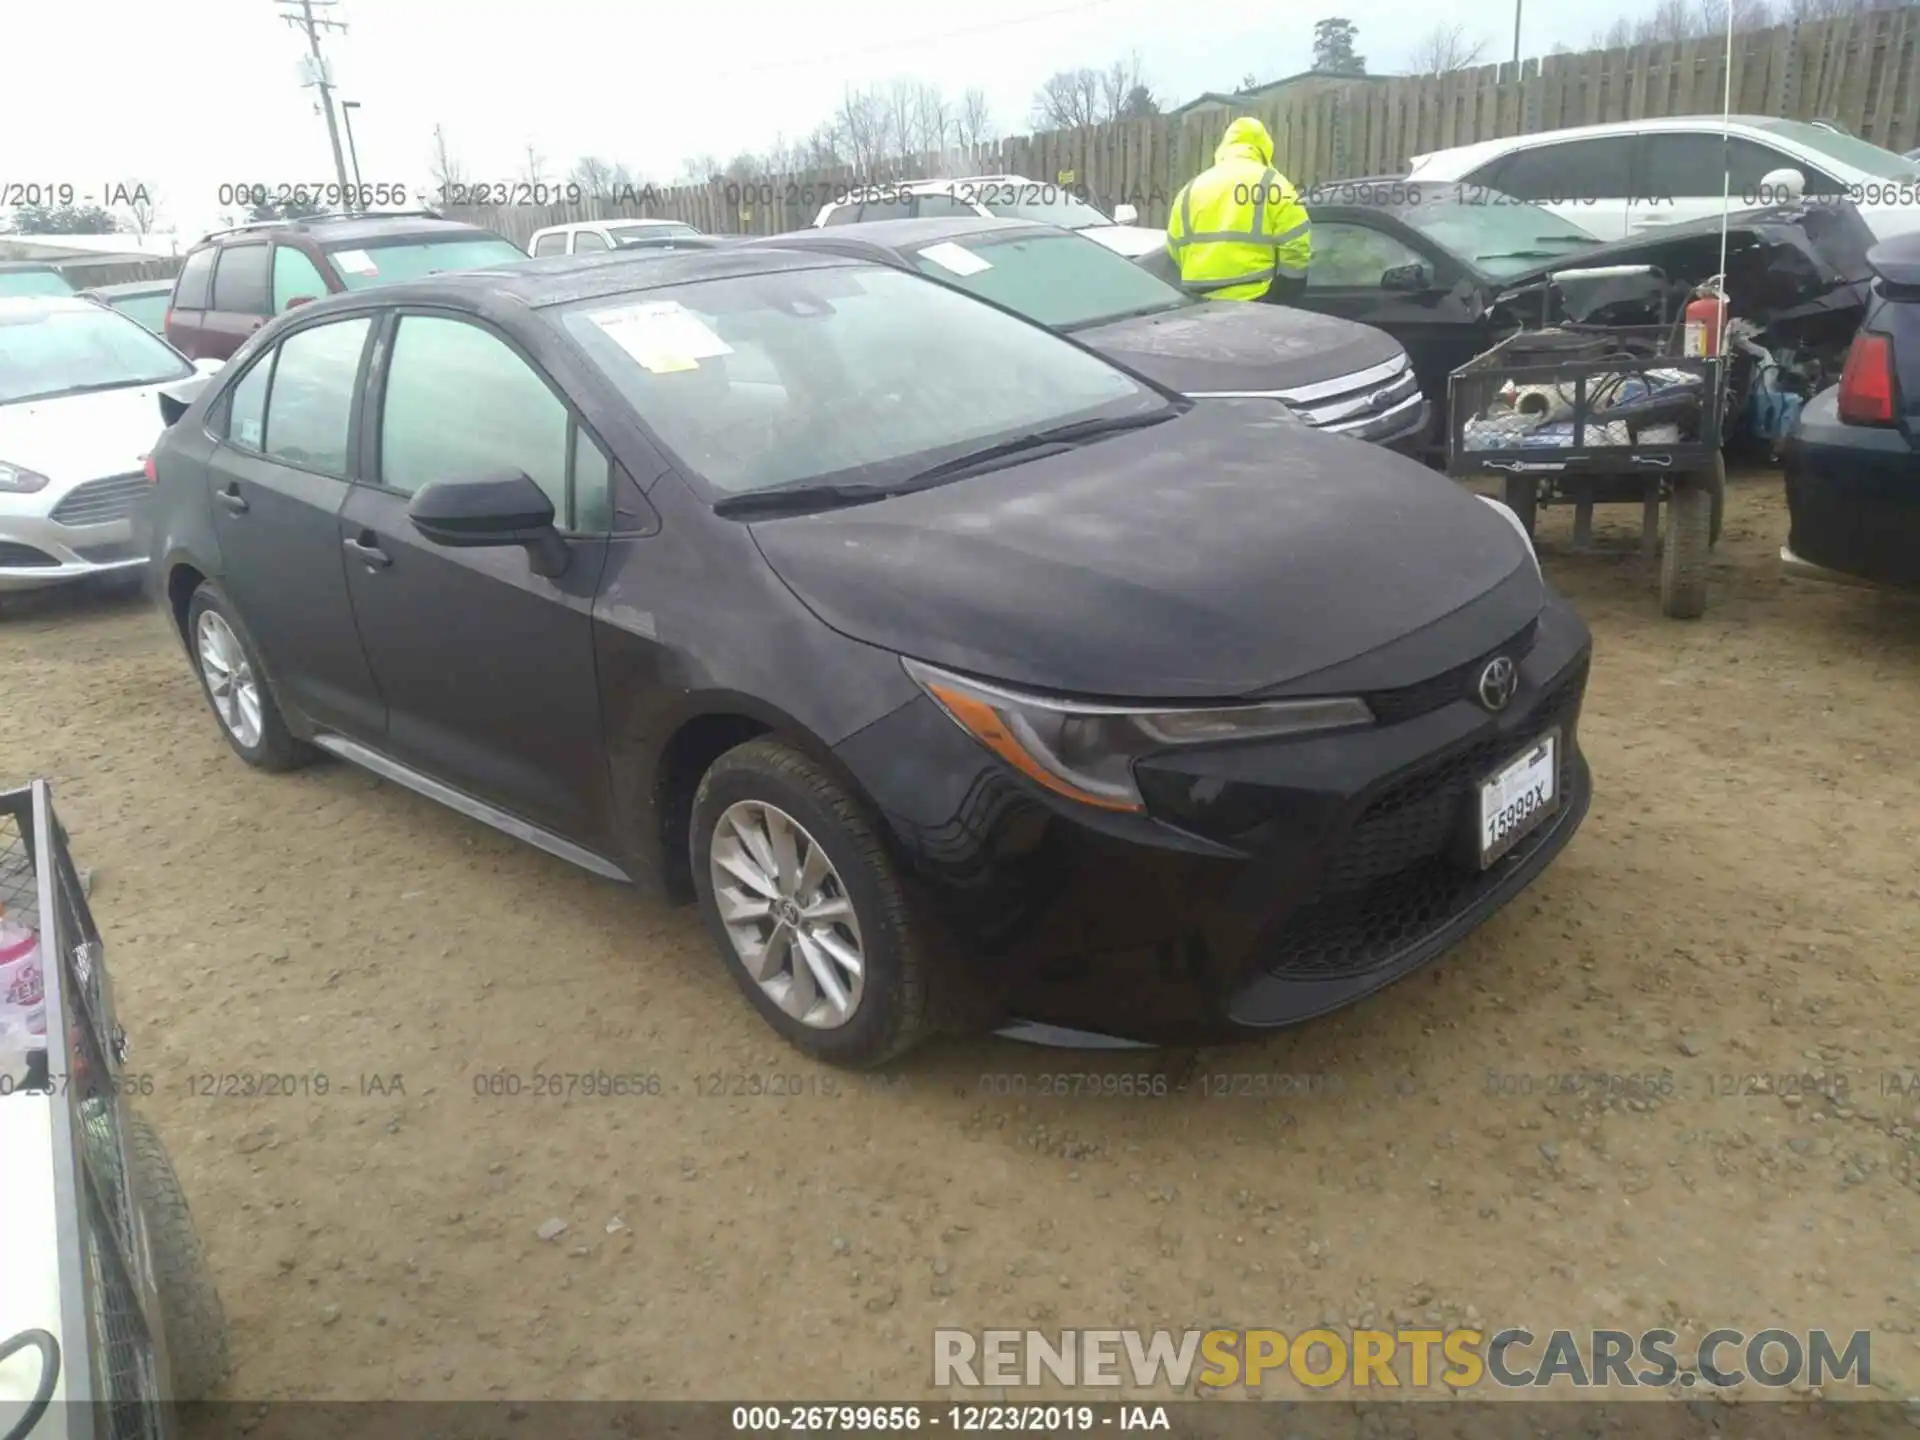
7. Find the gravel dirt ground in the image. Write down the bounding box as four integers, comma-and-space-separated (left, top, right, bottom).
2, 468, 1917, 1406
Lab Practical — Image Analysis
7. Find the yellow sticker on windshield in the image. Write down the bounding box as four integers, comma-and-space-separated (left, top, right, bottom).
589, 300, 732, 374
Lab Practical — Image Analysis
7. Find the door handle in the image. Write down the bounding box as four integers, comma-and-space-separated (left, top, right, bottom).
216, 484, 248, 514
343, 535, 391, 569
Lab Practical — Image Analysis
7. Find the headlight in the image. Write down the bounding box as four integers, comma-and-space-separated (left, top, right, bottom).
903, 657, 1373, 813
1479, 494, 1541, 576
0, 461, 51, 494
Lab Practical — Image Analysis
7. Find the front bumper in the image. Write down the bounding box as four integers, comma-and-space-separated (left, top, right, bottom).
0, 508, 144, 594
837, 592, 1592, 1044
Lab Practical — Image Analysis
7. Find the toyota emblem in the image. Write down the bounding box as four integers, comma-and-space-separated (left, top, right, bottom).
1477, 656, 1519, 712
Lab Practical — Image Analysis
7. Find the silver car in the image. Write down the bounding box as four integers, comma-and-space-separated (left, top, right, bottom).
0, 296, 211, 595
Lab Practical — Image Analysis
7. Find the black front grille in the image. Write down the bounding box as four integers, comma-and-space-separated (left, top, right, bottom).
1319, 657, 1587, 899
50, 472, 146, 527
1363, 620, 1539, 726
0, 540, 59, 567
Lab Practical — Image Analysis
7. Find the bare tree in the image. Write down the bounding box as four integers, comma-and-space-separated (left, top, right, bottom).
125, 184, 162, 237
957, 87, 996, 149
428, 123, 467, 201
1410, 22, 1490, 72
1240, 71, 1261, 90
676, 153, 722, 184
1031, 67, 1103, 130
1100, 52, 1158, 119
569, 156, 618, 199
517, 143, 546, 188
915, 83, 955, 168
834, 85, 892, 178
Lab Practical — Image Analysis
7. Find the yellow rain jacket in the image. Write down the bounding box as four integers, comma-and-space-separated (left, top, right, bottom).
1166, 118, 1312, 301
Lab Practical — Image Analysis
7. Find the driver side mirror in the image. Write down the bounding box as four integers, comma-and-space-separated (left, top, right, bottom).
408, 471, 570, 578
1113, 203, 1140, 225
1759, 167, 1805, 204
1381, 261, 1432, 292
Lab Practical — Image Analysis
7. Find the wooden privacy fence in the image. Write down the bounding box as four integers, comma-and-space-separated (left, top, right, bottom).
445, 2, 1919, 241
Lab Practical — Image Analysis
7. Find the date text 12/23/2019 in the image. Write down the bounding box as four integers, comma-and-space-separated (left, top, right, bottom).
730, 1405, 1171, 1432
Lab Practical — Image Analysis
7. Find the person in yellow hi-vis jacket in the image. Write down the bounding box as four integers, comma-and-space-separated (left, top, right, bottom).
1166, 117, 1312, 304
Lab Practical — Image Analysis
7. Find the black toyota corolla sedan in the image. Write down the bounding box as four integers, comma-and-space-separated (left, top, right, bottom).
144, 245, 1593, 1066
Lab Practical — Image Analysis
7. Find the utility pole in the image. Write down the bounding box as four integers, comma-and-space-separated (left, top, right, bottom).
275, 0, 355, 210
1512, 0, 1522, 66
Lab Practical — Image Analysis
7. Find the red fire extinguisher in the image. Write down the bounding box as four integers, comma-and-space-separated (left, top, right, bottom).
1684, 288, 1727, 357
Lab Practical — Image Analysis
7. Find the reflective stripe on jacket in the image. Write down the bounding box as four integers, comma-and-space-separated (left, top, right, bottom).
1166, 116, 1311, 301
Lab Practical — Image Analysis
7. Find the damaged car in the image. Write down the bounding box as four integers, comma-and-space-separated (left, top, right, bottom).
1138, 182, 1877, 455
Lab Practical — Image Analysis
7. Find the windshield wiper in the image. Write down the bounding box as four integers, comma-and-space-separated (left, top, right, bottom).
902, 408, 1178, 486
1477, 249, 1582, 263
713, 482, 902, 518
7, 377, 174, 404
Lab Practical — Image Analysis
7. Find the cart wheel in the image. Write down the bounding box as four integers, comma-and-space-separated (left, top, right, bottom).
1704, 449, 1726, 549
1502, 475, 1539, 539
126, 1112, 231, 1400
1660, 478, 1713, 619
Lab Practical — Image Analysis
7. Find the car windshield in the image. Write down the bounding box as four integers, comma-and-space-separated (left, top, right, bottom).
910, 231, 1191, 329
0, 269, 77, 298
0, 302, 191, 404
561, 262, 1163, 498
1760, 119, 1920, 180
1396, 199, 1603, 276
324, 236, 528, 289
610, 223, 697, 243
108, 292, 171, 333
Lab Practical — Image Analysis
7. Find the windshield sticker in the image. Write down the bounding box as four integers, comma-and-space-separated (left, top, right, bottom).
588, 300, 733, 374
917, 242, 993, 276
332, 249, 379, 276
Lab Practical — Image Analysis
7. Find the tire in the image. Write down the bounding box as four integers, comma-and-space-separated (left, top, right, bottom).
690, 737, 938, 1068
186, 581, 312, 772
125, 1113, 230, 1400
1704, 449, 1726, 549
1660, 477, 1713, 619
1502, 475, 1539, 539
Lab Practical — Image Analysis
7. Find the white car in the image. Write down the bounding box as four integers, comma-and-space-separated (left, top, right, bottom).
812, 176, 1166, 258
0, 296, 215, 596
526, 218, 704, 257
1404, 115, 1920, 243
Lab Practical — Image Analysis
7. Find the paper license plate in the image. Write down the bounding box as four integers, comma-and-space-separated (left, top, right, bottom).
1478, 730, 1559, 868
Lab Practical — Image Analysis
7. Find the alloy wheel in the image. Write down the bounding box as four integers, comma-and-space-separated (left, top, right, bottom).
195, 611, 263, 750
708, 800, 866, 1029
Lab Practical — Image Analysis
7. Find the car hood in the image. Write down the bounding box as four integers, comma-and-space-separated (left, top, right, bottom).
749, 401, 1539, 700
1079, 224, 1169, 258
0, 382, 175, 486
1493, 201, 1877, 327
1074, 301, 1404, 395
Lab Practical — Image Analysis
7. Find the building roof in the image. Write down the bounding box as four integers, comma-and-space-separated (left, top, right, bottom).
1170, 69, 1384, 117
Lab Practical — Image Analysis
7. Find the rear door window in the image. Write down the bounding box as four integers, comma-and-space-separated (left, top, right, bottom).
211, 243, 273, 316
573, 230, 610, 252
224, 352, 273, 451
173, 248, 217, 309
532, 232, 569, 256
262, 316, 372, 477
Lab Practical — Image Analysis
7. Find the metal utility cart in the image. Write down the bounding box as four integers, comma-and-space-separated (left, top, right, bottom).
1447, 324, 1728, 619
1, 780, 229, 1440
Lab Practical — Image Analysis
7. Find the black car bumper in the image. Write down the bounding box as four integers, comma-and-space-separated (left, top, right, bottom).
1782, 391, 1920, 591
837, 591, 1593, 1044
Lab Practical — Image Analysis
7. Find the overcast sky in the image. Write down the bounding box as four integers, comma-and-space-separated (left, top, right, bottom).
11, 0, 1664, 239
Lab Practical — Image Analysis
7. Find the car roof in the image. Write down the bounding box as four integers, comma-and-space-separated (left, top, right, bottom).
200, 213, 506, 247
1409, 115, 1786, 173
286, 244, 871, 314
776, 215, 1050, 252
83, 279, 174, 297
0, 260, 63, 273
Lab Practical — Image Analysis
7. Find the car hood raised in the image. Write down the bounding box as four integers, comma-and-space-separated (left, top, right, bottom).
748, 401, 1539, 700
1075, 301, 1405, 395
1079, 224, 1170, 258
0, 382, 176, 488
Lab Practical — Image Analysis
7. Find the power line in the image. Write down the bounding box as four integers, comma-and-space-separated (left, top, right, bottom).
274, 0, 356, 209
726, 0, 1135, 77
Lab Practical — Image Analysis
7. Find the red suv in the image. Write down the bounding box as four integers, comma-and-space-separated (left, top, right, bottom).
164, 212, 525, 361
